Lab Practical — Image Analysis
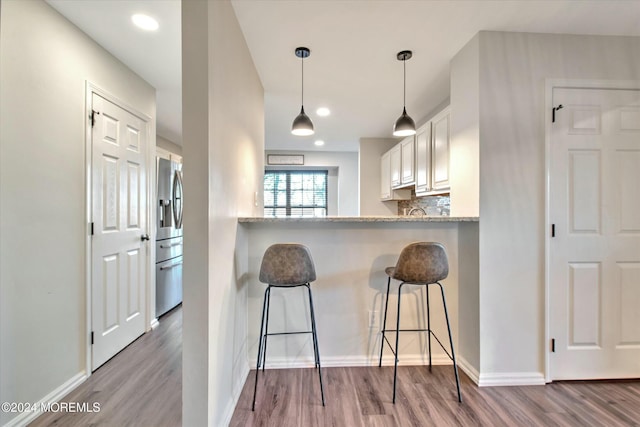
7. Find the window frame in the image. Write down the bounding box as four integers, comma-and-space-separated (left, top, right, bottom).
263, 169, 329, 218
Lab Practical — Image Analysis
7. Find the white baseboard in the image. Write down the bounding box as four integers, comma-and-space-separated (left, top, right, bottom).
2, 371, 87, 427
220, 347, 250, 427
254, 354, 453, 370
457, 356, 480, 385
477, 371, 545, 387
150, 318, 160, 329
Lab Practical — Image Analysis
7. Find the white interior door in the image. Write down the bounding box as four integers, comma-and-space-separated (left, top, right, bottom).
549, 87, 640, 380
91, 93, 148, 370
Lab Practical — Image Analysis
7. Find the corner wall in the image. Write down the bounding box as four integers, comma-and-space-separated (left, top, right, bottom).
478, 32, 640, 379
0, 1, 156, 425
181, 1, 264, 425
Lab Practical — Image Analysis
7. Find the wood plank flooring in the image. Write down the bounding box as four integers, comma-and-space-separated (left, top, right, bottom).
233, 366, 640, 427
29, 306, 182, 427
29, 305, 640, 426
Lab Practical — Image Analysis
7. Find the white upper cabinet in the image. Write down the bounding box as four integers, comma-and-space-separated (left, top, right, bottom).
380, 149, 411, 201
431, 107, 450, 191
380, 151, 391, 200
400, 135, 415, 185
415, 122, 431, 194
389, 144, 402, 188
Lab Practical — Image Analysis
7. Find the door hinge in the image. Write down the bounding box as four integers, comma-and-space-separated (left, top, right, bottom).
551, 224, 555, 237
90, 110, 100, 128
90, 222, 94, 236
551, 338, 555, 352
91, 331, 94, 345
552, 104, 563, 123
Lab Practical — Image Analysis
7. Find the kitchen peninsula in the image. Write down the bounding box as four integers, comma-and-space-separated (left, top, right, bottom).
238, 215, 479, 378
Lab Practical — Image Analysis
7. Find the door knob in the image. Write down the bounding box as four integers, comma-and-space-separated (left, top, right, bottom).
141, 234, 150, 241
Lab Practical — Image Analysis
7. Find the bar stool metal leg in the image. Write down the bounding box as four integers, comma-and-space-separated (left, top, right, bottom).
306, 284, 319, 368
438, 282, 462, 403
252, 286, 270, 411
379, 276, 391, 367
392, 282, 405, 404
261, 286, 272, 372
426, 285, 432, 372
306, 285, 325, 406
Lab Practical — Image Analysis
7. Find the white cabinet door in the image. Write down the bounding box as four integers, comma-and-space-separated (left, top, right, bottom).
431, 107, 450, 190
401, 135, 416, 185
380, 151, 391, 200
415, 123, 431, 194
390, 144, 402, 188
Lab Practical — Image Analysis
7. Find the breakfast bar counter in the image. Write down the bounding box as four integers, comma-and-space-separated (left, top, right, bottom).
238, 216, 479, 376
238, 215, 478, 223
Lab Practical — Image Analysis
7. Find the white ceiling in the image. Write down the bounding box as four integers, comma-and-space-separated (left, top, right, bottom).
46, 0, 182, 144
47, 1, 640, 151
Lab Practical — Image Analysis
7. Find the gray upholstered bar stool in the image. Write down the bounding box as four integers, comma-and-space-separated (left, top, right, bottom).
251, 243, 325, 411
378, 242, 462, 403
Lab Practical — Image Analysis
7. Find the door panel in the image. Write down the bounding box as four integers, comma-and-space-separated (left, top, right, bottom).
549, 87, 640, 380
568, 150, 600, 234
92, 93, 147, 370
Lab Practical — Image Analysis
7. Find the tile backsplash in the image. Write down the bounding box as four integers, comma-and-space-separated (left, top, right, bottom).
398, 191, 450, 216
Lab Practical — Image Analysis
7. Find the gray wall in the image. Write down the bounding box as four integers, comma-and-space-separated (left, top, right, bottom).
0, 1, 156, 425
181, 1, 264, 425
157, 135, 182, 156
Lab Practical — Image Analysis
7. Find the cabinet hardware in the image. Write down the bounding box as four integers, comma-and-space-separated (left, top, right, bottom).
551, 224, 555, 237
551, 338, 555, 352
91, 331, 94, 345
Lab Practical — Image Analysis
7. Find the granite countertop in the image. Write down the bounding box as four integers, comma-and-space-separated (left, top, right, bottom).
238, 216, 478, 223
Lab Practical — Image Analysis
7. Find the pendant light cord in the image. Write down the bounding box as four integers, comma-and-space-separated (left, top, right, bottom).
403, 57, 406, 109
301, 55, 304, 107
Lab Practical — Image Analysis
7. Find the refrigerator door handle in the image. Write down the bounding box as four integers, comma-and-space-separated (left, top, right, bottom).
172, 170, 184, 229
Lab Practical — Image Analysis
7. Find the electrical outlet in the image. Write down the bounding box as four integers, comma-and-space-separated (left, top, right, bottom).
368, 310, 379, 328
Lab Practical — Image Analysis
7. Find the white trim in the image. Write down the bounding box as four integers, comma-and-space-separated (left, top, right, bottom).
544, 79, 640, 383
254, 354, 453, 370
477, 372, 545, 387
84, 81, 155, 375
220, 364, 250, 427
2, 372, 87, 427
457, 356, 480, 385
150, 318, 160, 330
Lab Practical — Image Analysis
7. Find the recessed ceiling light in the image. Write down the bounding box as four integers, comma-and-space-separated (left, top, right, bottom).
314, 140, 325, 146
316, 107, 330, 117
132, 14, 159, 31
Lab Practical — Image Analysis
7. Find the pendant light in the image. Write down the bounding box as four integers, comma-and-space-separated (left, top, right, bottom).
393, 50, 416, 137
291, 47, 314, 136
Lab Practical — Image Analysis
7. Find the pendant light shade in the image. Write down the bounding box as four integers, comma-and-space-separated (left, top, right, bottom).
393, 50, 416, 137
393, 107, 417, 137
292, 106, 314, 136
292, 47, 314, 136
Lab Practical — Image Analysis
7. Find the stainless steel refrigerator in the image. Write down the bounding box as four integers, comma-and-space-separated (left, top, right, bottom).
155, 156, 183, 317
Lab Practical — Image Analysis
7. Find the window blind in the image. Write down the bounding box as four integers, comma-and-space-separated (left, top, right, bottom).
264, 170, 328, 217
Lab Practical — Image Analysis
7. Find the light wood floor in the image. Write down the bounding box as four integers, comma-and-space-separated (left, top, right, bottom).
234, 366, 640, 426
30, 305, 640, 426
30, 305, 182, 427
